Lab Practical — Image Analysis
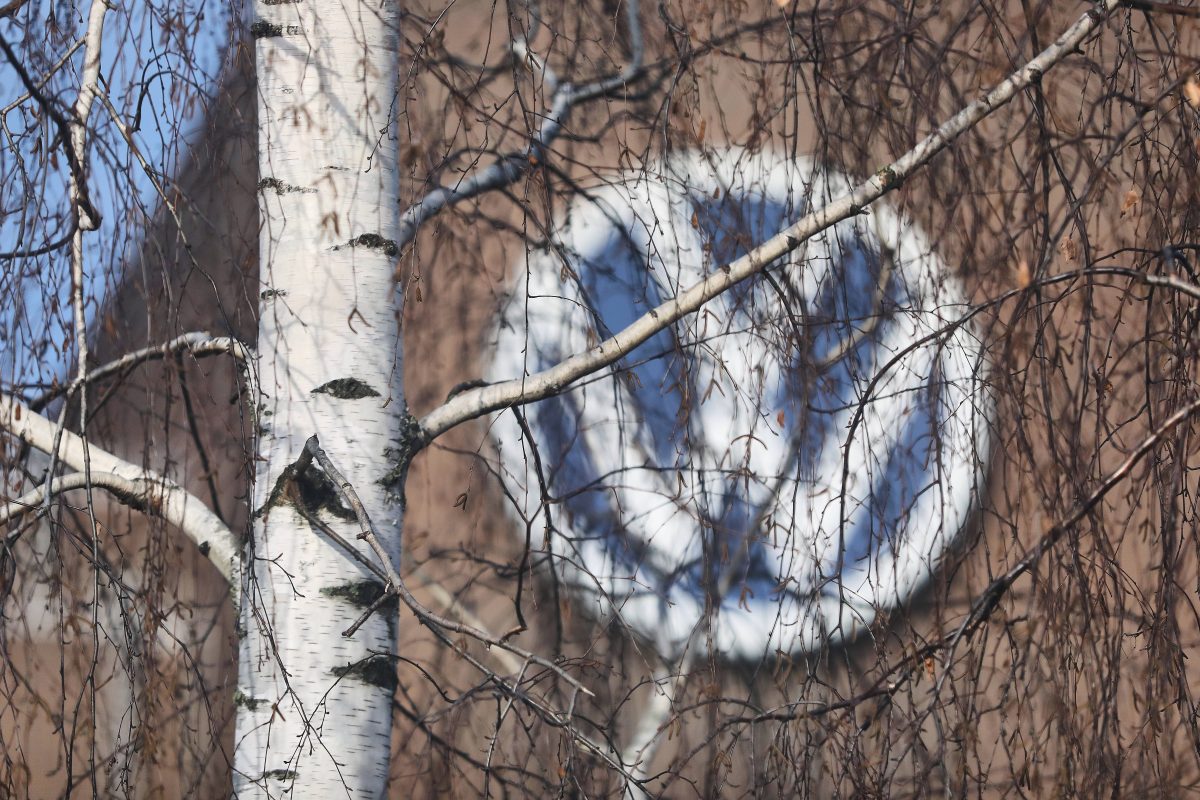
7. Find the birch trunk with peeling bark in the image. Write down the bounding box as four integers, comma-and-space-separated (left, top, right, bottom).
233, 2, 404, 796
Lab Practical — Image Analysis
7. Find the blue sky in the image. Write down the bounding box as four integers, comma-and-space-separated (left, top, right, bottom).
0, 0, 237, 392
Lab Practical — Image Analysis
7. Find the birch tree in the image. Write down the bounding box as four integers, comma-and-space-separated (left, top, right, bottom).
231, 0, 405, 794
7, 0, 1200, 797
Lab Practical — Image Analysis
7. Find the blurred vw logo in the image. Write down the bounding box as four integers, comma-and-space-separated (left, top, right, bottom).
488, 148, 990, 660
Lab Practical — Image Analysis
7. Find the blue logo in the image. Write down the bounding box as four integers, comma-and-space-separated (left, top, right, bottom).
488, 148, 991, 660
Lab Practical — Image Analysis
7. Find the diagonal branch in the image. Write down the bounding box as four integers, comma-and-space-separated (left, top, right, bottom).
290, 436, 593, 696
397, 0, 644, 250
705, 392, 1200, 733
1121, 0, 1200, 18
416, 0, 1121, 445
0, 394, 239, 590
0, 32, 101, 227
300, 435, 402, 593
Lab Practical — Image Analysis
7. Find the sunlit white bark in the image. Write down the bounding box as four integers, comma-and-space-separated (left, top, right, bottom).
233, 1, 403, 796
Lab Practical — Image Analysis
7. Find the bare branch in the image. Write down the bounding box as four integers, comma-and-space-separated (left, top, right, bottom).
68, 0, 107, 233
31, 332, 255, 410
0, 37, 85, 116
406, 566, 524, 676
290, 435, 592, 694
0, 33, 100, 227
710, 391, 1200, 732
301, 435, 402, 593
396, 0, 644, 250
0, 0, 31, 19
417, 0, 1120, 444
0, 394, 239, 589
0, 468, 238, 567
1122, 0, 1200, 18
2, 471, 135, 523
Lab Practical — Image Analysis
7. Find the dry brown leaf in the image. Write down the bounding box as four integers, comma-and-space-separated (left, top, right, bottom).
1057, 236, 1080, 262
1185, 76, 1200, 109
1015, 258, 1032, 289
1120, 188, 1140, 217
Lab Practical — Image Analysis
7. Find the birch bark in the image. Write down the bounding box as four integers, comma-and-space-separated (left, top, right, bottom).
233, 1, 404, 796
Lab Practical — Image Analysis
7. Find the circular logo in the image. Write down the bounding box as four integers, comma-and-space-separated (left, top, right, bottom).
488, 148, 990, 660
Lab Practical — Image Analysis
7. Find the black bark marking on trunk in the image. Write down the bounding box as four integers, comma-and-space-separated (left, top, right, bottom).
379, 412, 421, 509
264, 769, 298, 781
331, 654, 398, 691
233, 690, 268, 711
321, 579, 397, 611
258, 460, 355, 521
293, 463, 355, 520
311, 377, 381, 400
257, 177, 315, 195
335, 232, 399, 257
250, 21, 282, 38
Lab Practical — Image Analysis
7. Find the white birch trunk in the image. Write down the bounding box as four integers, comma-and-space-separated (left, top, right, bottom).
233, 1, 403, 796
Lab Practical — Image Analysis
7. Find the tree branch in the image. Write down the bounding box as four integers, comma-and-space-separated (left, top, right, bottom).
0, 32, 101, 227
703, 391, 1200, 733
0, 0, 31, 19
30, 331, 255, 410
416, 0, 1121, 445
1121, 0, 1200, 18
2, 471, 139, 524
0, 394, 239, 590
396, 0, 644, 250
290, 436, 593, 696
300, 435, 402, 594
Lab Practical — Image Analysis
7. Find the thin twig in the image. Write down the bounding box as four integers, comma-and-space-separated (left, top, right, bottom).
406, 566, 525, 675
303, 435, 402, 591
0, 0, 31, 19
397, 0, 644, 250
1122, 0, 1200, 18
291, 502, 390, 582
294, 436, 592, 694
0, 33, 101, 226
0, 37, 85, 116
696, 393, 1200, 732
